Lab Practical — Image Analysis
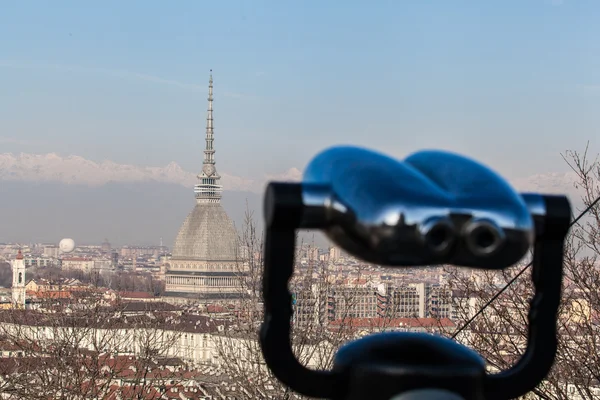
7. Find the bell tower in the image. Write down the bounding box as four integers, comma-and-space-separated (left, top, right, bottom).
11, 249, 26, 308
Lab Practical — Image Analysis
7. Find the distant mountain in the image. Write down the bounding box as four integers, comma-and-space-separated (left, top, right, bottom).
0, 152, 301, 192
0, 152, 585, 248
511, 171, 578, 196
0, 151, 578, 197
0, 152, 304, 247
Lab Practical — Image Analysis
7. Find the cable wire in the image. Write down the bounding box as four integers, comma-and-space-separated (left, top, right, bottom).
451, 194, 600, 339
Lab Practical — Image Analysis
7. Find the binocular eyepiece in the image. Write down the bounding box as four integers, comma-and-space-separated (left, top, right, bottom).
463, 218, 505, 256
419, 216, 456, 255
419, 216, 505, 257
289, 146, 536, 269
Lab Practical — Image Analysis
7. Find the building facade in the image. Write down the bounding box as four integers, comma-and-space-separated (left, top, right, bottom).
164, 71, 246, 301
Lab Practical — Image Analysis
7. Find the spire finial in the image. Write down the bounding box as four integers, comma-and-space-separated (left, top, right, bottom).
193, 70, 223, 203
16, 249, 23, 260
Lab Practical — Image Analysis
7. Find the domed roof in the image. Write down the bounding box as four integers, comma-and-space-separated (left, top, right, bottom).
171, 203, 238, 261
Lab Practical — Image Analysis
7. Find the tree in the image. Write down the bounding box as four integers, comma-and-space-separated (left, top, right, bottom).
25, 265, 164, 296
448, 145, 600, 399
0, 288, 186, 399
0, 262, 12, 287
207, 208, 369, 399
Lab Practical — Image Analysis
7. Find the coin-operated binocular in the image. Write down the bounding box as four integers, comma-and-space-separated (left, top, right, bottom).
259, 146, 571, 400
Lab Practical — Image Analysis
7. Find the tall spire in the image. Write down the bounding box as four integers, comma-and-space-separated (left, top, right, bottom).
204, 70, 215, 167
194, 70, 223, 204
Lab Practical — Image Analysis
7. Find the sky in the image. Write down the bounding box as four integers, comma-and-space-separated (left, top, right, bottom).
1, 0, 599, 183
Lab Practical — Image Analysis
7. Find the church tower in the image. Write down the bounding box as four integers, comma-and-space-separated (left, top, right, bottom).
11, 250, 26, 307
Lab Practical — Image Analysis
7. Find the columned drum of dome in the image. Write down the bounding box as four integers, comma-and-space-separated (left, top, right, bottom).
164, 71, 247, 300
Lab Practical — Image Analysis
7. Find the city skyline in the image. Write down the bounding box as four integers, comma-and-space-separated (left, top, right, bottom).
0, 3, 598, 398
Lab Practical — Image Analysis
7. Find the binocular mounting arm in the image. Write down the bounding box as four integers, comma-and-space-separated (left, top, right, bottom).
260, 182, 571, 400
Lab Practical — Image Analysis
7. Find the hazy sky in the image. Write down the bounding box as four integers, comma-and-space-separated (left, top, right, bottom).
1, 1, 599, 182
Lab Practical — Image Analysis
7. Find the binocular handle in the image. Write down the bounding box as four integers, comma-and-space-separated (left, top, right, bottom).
261, 182, 570, 400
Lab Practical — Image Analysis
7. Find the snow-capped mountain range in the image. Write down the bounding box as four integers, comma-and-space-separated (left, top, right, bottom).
0, 152, 302, 193
0, 152, 579, 196
511, 172, 578, 195
0, 152, 585, 246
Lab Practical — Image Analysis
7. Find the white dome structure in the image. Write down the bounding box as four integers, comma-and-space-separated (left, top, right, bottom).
59, 238, 75, 253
